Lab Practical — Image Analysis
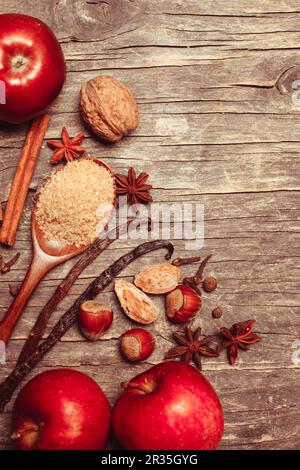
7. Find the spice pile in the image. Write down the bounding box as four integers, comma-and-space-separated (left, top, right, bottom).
35, 159, 115, 247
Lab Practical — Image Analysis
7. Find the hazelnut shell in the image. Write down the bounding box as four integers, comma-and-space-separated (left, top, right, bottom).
120, 328, 155, 362
78, 300, 113, 341
166, 284, 201, 323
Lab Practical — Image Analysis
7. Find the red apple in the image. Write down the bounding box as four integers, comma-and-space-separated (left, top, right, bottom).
112, 361, 223, 450
0, 13, 66, 124
11, 369, 110, 450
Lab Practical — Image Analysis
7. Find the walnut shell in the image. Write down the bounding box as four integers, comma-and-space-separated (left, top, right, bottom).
80, 76, 139, 142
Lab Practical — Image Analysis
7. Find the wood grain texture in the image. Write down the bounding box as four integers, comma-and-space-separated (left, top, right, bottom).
0, 0, 299, 450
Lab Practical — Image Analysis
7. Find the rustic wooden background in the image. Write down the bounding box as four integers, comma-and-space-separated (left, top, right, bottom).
0, 0, 300, 450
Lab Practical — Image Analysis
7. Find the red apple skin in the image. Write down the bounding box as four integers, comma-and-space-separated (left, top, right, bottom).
112, 361, 224, 450
0, 14, 66, 124
11, 369, 111, 450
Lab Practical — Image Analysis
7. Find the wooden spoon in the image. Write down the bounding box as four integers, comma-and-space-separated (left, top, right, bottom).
0, 158, 115, 344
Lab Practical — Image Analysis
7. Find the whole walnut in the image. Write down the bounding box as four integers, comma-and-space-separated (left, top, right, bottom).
80, 76, 139, 142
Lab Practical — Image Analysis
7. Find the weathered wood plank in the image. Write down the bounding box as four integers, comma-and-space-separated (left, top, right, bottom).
1, 145, 300, 206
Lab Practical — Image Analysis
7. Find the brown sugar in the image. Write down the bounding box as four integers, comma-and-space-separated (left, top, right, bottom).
35, 159, 115, 247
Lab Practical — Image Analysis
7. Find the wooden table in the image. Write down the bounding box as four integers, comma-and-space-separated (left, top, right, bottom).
0, 0, 299, 450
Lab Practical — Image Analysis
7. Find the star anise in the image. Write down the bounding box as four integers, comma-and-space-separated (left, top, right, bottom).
47, 127, 86, 164
219, 319, 261, 365
165, 326, 219, 370
114, 167, 153, 205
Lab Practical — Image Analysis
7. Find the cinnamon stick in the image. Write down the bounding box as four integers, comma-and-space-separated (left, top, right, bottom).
0, 115, 50, 246
0, 240, 174, 412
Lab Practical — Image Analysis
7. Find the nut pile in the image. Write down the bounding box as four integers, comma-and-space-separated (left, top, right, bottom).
76, 255, 232, 367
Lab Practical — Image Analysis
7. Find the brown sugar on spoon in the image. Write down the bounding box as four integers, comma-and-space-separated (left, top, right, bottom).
35, 159, 115, 247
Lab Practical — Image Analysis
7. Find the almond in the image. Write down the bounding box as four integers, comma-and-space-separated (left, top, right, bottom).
114, 280, 158, 324
134, 264, 180, 294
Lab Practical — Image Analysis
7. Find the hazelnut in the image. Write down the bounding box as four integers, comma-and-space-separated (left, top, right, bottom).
78, 301, 113, 341
120, 328, 155, 362
80, 76, 139, 142
166, 284, 201, 323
